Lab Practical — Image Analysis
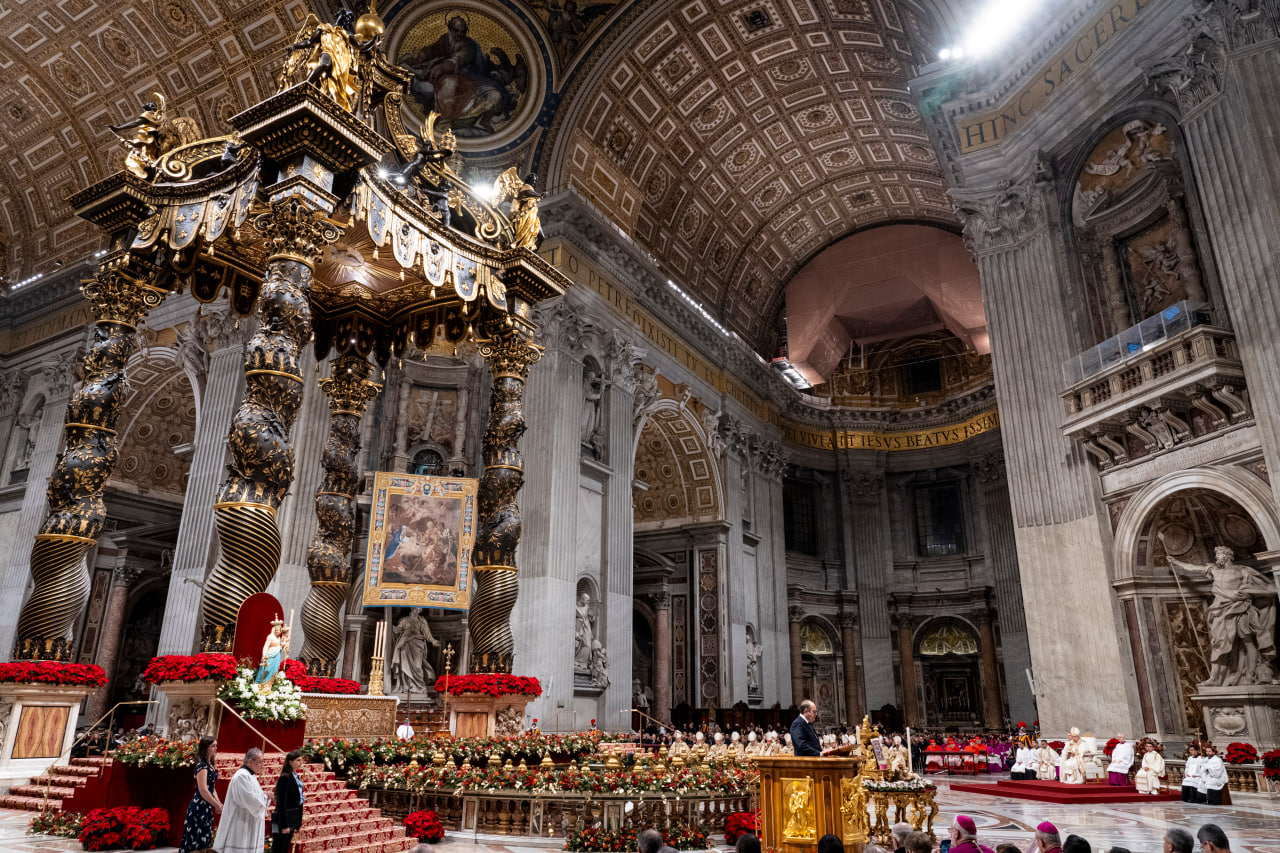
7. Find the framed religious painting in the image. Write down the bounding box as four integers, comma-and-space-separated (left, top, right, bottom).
362, 471, 478, 609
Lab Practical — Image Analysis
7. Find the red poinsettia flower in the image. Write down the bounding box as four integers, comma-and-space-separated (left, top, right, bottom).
142, 653, 236, 684
0, 661, 107, 687
432, 673, 542, 697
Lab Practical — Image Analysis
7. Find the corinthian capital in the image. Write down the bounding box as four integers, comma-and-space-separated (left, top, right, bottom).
951, 177, 1046, 254
607, 331, 646, 394
1144, 29, 1226, 116
842, 469, 884, 500
253, 197, 341, 263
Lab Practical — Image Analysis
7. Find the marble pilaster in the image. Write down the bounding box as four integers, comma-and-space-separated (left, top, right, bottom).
895, 613, 919, 727
842, 468, 894, 709
787, 604, 805, 707
838, 611, 863, 724
87, 559, 141, 721
602, 353, 637, 724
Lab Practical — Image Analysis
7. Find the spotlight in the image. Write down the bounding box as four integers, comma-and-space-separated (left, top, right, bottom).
939, 49, 951, 60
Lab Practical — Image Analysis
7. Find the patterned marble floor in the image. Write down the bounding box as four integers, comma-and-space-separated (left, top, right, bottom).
3, 778, 1279, 853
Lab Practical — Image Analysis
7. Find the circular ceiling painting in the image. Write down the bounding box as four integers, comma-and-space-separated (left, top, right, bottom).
390, 1, 543, 149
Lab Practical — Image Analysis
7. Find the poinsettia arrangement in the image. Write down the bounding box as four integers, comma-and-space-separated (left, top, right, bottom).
1104, 737, 1120, 756
302, 730, 622, 774
724, 811, 760, 842
1261, 748, 1280, 780
433, 673, 542, 697
404, 810, 445, 843
1048, 740, 1065, 751
218, 666, 307, 721
565, 822, 709, 852
1136, 736, 1164, 756
28, 810, 82, 838
359, 761, 753, 797
79, 807, 168, 851
0, 661, 106, 687
142, 653, 237, 684
1225, 742, 1258, 764
114, 736, 198, 768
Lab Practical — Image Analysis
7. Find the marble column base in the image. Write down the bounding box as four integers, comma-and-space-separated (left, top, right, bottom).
154, 681, 223, 741
1194, 683, 1280, 750
448, 693, 534, 737
0, 685, 92, 791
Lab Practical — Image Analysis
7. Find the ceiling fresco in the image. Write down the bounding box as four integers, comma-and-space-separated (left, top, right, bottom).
2, 0, 967, 355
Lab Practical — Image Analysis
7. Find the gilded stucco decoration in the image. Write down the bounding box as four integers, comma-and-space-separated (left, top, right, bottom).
918, 621, 979, 657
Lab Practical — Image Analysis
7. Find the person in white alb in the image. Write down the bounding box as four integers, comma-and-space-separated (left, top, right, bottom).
1182, 744, 1204, 803
1133, 742, 1165, 794
1010, 743, 1032, 780
397, 716, 415, 740
212, 749, 270, 853
1106, 734, 1134, 786
1201, 744, 1228, 805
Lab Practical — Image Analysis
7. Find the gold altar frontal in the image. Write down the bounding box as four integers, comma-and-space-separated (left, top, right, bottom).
756, 756, 870, 853
302, 693, 398, 740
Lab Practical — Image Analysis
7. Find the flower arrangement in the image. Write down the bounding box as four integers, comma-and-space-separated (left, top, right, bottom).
723, 811, 760, 843
404, 810, 445, 843
864, 778, 936, 792
218, 667, 307, 721
1261, 748, 1280, 780
1103, 738, 1120, 756
302, 731, 622, 774
280, 660, 360, 694
1225, 742, 1258, 764
1135, 736, 1164, 756
114, 736, 198, 768
565, 822, 709, 852
79, 808, 168, 851
1048, 740, 1065, 752
358, 762, 753, 797
0, 661, 106, 687
141, 653, 236, 685
433, 673, 542, 697
28, 811, 82, 838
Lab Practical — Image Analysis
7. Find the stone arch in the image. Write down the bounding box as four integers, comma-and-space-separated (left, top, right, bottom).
111, 348, 197, 499
1112, 466, 1280, 580
632, 400, 724, 529
409, 445, 447, 475
913, 616, 984, 726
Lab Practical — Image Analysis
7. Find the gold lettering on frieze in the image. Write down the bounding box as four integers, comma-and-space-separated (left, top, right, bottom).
955, 0, 1159, 153
782, 408, 1001, 452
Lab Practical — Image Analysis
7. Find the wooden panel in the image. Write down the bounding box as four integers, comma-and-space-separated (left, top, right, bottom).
13, 705, 70, 759
456, 712, 487, 738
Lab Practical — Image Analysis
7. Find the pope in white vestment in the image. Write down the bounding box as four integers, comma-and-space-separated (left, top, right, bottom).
213, 755, 269, 853
1134, 746, 1165, 794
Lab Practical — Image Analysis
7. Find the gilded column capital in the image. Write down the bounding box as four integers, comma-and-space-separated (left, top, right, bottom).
477, 332, 544, 380
318, 352, 381, 415
252, 197, 341, 265
81, 253, 167, 327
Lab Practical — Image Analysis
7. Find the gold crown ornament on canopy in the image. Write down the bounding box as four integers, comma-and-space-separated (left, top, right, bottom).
13, 3, 567, 678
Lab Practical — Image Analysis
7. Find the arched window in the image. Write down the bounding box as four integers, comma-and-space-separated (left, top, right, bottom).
411, 448, 444, 476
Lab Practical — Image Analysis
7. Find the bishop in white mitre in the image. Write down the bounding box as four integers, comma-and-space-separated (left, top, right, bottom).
213, 749, 270, 853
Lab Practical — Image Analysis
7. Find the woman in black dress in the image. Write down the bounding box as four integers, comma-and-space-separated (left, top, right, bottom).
271, 750, 306, 853
179, 736, 222, 853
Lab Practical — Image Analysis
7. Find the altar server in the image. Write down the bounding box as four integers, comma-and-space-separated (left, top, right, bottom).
1106, 734, 1134, 785
213, 749, 270, 853
1202, 745, 1228, 805
1181, 744, 1204, 803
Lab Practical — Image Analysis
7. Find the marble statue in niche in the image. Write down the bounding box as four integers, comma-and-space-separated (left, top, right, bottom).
632, 678, 652, 711
391, 609, 442, 694
574, 591, 596, 671
581, 364, 607, 458
1162, 542, 1278, 686
746, 636, 764, 694
12, 399, 44, 471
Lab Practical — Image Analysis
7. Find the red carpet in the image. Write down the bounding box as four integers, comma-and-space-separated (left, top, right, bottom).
950, 778, 1183, 804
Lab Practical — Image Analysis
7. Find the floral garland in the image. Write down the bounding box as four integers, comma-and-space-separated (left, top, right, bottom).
79, 808, 168, 851
565, 822, 709, 852
723, 811, 760, 843
302, 731, 620, 773
404, 810, 445, 843
0, 661, 106, 687
142, 653, 237, 684
218, 667, 306, 722
28, 811, 83, 839
433, 673, 542, 697
114, 736, 198, 768
359, 762, 753, 797
1225, 742, 1258, 764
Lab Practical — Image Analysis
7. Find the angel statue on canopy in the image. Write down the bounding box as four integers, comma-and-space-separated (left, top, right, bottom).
494, 168, 542, 250
254, 619, 291, 693
279, 9, 370, 111
107, 92, 200, 180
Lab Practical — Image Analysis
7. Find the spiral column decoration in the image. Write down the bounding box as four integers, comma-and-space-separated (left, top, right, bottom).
299, 351, 379, 676
15, 253, 166, 660
198, 199, 338, 651
469, 325, 542, 673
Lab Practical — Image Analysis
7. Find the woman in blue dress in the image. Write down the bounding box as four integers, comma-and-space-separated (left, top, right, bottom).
179, 736, 222, 853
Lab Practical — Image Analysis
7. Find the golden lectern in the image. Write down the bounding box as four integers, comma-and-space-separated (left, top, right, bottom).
755, 756, 870, 853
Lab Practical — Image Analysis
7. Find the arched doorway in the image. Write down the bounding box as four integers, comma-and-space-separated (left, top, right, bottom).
917, 619, 982, 728
800, 620, 841, 727
111, 586, 167, 727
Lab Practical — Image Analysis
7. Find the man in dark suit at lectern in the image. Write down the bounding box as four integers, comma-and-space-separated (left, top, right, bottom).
790, 699, 822, 756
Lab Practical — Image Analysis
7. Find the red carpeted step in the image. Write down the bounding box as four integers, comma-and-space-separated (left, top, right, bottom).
10, 783, 78, 799
950, 779, 1182, 804
0, 794, 62, 811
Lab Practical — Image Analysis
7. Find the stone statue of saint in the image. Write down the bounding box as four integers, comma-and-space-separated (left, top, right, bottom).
391, 609, 441, 693
632, 678, 651, 711
581, 369, 606, 451
13, 400, 44, 470
589, 641, 609, 688
574, 591, 594, 671
746, 638, 763, 693
1165, 541, 1278, 686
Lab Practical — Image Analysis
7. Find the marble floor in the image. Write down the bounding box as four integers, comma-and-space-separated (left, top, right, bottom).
3, 778, 1279, 853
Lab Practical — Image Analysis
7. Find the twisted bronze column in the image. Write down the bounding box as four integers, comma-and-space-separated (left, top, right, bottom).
469, 330, 541, 673
15, 254, 166, 660
299, 351, 379, 676
199, 199, 337, 650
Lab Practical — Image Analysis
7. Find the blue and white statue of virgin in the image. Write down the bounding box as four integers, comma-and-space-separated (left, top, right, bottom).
254, 619, 289, 692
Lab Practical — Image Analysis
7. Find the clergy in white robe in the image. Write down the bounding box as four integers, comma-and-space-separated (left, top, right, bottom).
1035, 741, 1059, 780
1106, 735, 1134, 785
213, 750, 269, 853
1059, 731, 1086, 784
1133, 745, 1165, 794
